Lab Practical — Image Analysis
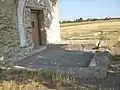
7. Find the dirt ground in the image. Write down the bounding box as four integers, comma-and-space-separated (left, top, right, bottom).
0, 44, 120, 90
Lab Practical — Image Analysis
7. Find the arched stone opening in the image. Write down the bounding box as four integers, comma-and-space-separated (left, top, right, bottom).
17, 0, 55, 48
18, 0, 27, 47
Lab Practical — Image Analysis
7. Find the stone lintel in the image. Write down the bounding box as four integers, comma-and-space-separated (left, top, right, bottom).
26, 5, 45, 10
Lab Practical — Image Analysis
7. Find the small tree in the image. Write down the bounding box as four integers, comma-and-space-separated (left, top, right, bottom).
79, 18, 83, 22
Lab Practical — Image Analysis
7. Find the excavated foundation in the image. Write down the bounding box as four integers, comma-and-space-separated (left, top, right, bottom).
14, 44, 110, 78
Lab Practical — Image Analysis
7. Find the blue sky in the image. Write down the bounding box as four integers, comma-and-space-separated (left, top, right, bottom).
59, 0, 120, 20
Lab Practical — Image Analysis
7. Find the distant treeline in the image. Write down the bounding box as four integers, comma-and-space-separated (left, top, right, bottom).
60, 17, 120, 23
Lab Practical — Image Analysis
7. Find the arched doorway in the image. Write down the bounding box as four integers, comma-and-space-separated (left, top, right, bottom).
17, 0, 52, 48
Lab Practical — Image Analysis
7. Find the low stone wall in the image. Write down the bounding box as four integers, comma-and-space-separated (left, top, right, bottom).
42, 51, 110, 78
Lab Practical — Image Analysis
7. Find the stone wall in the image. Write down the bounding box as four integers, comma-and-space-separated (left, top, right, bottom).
0, 0, 61, 63
0, 0, 52, 62
0, 0, 21, 62
12, 0, 54, 61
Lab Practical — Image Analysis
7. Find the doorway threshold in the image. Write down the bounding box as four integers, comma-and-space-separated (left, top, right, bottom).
34, 45, 47, 53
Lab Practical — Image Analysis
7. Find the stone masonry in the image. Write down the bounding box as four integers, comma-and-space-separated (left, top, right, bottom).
0, 0, 20, 61
0, 0, 61, 63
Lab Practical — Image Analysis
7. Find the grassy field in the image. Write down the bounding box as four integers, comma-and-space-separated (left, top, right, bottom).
60, 19, 120, 27
61, 20, 120, 40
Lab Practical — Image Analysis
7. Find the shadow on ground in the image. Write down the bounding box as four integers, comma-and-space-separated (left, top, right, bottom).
15, 44, 94, 69
100, 54, 120, 89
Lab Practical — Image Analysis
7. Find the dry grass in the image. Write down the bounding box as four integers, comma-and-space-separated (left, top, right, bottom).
61, 20, 120, 40
61, 19, 120, 55
0, 69, 79, 90
0, 68, 102, 90
0, 81, 46, 90
107, 33, 120, 54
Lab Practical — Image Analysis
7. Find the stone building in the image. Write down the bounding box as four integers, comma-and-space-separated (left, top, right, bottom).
0, 0, 60, 62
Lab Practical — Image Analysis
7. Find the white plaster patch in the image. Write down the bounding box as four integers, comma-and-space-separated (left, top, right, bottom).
0, 56, 4, 61
47, 3, 61, 44
13, 65, 26, 69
